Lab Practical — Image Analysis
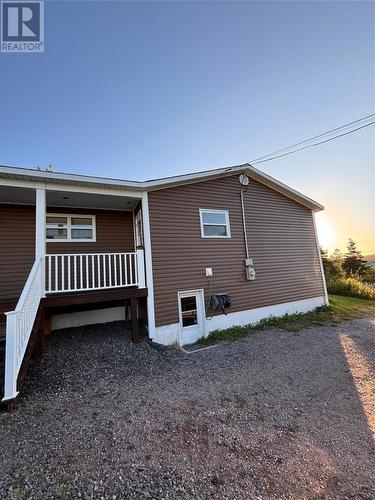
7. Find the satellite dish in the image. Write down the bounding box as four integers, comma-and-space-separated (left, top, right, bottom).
239, 174, 249, 186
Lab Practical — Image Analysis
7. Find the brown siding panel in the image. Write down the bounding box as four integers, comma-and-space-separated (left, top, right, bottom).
46, 208, 135, 291
0, 205, 35, 301
0, 206, 135, 302
46, 208, 134, 254
148, 175, 325, 327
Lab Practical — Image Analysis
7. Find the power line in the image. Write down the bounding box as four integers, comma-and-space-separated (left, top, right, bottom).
250, 121, 375, 165
251, 114, 375, 163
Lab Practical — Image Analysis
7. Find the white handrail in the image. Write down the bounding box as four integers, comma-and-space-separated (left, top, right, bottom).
2, 257, 44, 402
45, 252, 144, 294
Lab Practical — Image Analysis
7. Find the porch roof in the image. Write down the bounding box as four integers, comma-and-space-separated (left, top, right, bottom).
0, 163, 324, 211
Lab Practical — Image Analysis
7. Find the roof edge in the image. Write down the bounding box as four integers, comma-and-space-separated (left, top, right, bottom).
0, 163, 324, 211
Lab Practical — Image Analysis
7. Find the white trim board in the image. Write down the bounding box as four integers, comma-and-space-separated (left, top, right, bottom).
152, 296, 326, 346
205, 296, 325, 335
141, 192, 156, 339
312, 212, 329, 306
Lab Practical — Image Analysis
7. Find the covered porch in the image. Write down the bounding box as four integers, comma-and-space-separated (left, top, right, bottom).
0, 180, 152, 407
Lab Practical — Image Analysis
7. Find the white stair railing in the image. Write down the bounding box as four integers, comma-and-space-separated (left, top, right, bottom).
45, 252, 144, 293
2, 257, 44, 402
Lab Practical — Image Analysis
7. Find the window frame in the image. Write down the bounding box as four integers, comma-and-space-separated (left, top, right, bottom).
135, 209, 144, 248
199, 209, 231, 239
46, 213, 96, 242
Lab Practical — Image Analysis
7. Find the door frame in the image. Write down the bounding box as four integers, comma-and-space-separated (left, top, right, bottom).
177, 289, 206, 345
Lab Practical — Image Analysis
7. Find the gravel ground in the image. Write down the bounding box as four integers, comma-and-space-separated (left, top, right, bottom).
1, 317, 374, 499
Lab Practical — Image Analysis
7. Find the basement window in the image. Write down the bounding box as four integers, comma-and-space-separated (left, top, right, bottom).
46, 214, 96, 242
199, 209, 231, 238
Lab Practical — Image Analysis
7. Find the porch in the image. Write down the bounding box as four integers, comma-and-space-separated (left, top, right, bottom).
0, 182, 151, 408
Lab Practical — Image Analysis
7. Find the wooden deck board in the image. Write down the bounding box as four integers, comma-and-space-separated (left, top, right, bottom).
42, 287, 148, 308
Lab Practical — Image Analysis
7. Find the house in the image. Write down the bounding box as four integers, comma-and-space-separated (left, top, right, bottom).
0, 163, 327, 409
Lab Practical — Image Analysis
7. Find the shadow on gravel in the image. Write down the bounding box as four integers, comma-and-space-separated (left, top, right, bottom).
0, 318, 374, 499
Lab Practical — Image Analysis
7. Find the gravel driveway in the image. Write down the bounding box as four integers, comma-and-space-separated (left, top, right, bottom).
1, 317, 374, 499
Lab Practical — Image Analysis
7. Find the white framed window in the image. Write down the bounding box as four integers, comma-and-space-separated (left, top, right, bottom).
199, 209, 231, 238
46, 214, 96, 242
135, 209, 143, 247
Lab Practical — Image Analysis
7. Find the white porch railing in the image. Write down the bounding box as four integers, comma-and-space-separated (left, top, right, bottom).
2, 257, 44, 402
45, 250, 145, 294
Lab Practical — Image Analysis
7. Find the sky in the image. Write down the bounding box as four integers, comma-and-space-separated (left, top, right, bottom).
0, 1, 374, 254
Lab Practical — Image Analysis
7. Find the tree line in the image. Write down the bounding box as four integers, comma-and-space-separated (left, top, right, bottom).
321, 238, 374, 282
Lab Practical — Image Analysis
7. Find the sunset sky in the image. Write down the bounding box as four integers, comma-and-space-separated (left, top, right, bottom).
0, 1, 374, 255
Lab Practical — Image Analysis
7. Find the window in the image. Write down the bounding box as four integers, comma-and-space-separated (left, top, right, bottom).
135, 209, 143, 247
180, 295, 198, 327
46, 214, 96, 242
199, 209, 231, 238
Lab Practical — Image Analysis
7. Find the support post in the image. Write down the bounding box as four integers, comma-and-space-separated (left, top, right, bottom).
34, 311, 45, 362
131, 297, 139, 343
136, 248, 146, 288
35, 188, 46, 297
43, 309, 51, 337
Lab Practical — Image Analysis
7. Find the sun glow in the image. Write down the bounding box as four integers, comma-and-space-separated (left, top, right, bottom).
315, 212, 336, 252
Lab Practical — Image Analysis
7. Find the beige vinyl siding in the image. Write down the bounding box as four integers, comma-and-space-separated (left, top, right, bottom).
148, 175, 325, 327
0, 205, 35, 301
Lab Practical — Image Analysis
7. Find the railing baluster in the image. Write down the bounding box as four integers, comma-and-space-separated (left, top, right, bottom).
74, 256, 77, 290
85, 255, 89, 289
103, 254, 107, 288
114, 254, 118, 287
109, 254, 112, 287
61, 255, 65, 291
48, 256, 51, 293
91, 254, 95, 289
124, 254, 128, 286
79, 254, 83, 290
68, 255, 71, 291
134, 252, 138, 285
119, 254, 123, 286
55, 255, 58, 292
98, 255, 102, 288
129, 253, 133, 285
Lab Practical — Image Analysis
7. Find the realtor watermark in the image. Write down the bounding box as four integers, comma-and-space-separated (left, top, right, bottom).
1, 0, 44, 52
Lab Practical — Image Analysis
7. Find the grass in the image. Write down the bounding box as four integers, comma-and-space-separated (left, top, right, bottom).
197, 294, 375, 346
327, 276, 375, 300
10, 488, 24, 500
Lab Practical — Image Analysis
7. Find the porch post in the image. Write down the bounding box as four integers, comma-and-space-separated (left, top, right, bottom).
136, 249, 146, 288
35, 188, 46, 297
